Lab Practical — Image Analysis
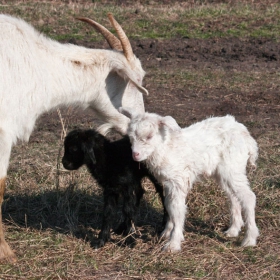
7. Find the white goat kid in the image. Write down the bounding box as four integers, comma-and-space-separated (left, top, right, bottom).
0, 13, 147, 262
120, 108, 259, 252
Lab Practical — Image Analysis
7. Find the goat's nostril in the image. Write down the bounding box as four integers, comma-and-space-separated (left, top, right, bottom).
132, 152, 140, 160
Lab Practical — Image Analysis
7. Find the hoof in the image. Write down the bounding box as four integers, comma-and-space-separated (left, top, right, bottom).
114, 223, 126, 235
241, 238, 257, 247
162, 242, 181, 253
224, 227, 240, 238
97, 239, 105, 248
0, 254, 17, 264
97, 231, 110, 248
160, 229, 171, 240
0, 241, 17, 263
241, 228, 259, 247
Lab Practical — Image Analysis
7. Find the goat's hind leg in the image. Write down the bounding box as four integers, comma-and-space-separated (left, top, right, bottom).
0, 132, 16, 262
222, 187, 244, 238
232, 178, 259, 246
221, 172, 259, 246
0, 177, 16, 262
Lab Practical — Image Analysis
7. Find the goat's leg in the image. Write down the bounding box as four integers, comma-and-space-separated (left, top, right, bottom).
148, 176, 168, 227
0, 178, 16, 262
229, 176, 259, 246
114, 184, 144, 236
219, 182, 244, 237
119, 184, 142, 245
162, 182, 186, 252
98, 190, 118, 247
0, 132, 16, 262
160, 216, 173, 240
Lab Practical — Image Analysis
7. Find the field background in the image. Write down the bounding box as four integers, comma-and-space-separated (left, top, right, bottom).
0, 0, 279, 279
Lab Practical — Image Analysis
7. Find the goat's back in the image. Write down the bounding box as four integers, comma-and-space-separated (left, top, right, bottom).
103, 137, 143, 174
150, 115, 258, 176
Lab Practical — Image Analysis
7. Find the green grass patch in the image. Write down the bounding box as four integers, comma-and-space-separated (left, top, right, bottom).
1, 2, 280, 40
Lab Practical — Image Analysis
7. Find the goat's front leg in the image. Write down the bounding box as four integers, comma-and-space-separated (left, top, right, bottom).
161, 181, 186, 252
118, 184, 142, 245
98, 189, 118, 247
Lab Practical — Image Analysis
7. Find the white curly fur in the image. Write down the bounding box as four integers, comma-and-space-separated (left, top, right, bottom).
0, 14, 147, 261
0, 13, 149, 179
120, 107, 259, 252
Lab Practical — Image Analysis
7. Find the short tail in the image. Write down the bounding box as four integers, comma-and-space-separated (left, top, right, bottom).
247, 135, 258, 169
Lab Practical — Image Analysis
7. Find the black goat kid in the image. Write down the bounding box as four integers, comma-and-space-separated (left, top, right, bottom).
62, 129, 166, 247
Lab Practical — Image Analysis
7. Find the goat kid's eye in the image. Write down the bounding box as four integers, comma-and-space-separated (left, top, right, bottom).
70, 146, 78, 152
146, 134, 153, 141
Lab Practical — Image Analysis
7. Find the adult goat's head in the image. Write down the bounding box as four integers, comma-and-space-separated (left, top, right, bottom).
77, 14, 147, 117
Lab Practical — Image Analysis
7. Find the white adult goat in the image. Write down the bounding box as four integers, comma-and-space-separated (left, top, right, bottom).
0, 13, 148, 262
120, 108, 259, 252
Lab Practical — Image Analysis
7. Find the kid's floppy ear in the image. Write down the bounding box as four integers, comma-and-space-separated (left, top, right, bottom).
119, 107, 139, 120
159, 116, 181, 132
81, 142, 96, 165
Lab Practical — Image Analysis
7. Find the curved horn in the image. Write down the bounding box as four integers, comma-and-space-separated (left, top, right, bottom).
76, 17, 123, 51
107, 13, 134, 62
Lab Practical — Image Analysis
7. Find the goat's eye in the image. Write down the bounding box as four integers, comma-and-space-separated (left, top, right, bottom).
146, 134, 153, 141
70, 146, 78, 153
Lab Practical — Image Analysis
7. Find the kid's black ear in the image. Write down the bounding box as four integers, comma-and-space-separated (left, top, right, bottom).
82, 142, 96, 165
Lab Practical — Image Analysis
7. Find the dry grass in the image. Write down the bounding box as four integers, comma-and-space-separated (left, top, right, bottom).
2, 120, 279, 279
0, 1, 279, 279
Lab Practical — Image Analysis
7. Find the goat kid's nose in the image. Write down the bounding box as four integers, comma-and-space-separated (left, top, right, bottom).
132, 152, 140, 161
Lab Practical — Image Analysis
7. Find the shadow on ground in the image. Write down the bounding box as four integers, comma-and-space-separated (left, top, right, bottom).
2, 183, 230, 248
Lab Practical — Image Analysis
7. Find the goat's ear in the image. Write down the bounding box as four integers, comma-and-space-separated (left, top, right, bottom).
159, 116, 181, 132
117, 67, 149, 96
119, 107, 138, 119
82, 142, 96, 165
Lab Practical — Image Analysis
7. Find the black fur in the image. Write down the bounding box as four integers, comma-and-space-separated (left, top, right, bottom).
62, 129, 167, 247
